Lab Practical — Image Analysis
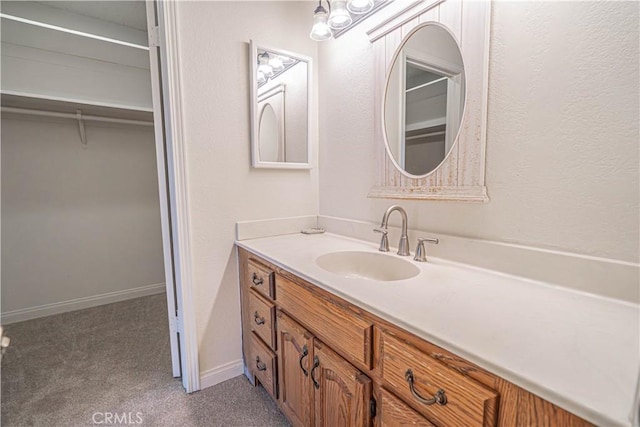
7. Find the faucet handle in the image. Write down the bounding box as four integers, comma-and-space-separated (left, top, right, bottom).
373, 228, 390, 252
414, 237, 439, 262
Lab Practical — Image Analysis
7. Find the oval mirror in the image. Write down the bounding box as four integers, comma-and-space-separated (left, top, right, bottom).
383, 23, 465, 177
259, 103, 281, 162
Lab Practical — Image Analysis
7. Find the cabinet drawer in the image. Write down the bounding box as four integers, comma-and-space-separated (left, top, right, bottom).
380, 331, 498, 427
250, 331, 278, 399
248, 288, 276, 350
247, 259, 275, 300
276, 274, 373, 368
380, 388, 435, 427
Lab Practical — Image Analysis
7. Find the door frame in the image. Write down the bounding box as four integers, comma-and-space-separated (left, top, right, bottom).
146, 0, 200, 393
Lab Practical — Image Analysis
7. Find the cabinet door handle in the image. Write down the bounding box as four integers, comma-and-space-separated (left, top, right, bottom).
253, 311, 265, 325
252, 273, 264, 286
256, 357, 267, 372
311, 355, 320, 389
405, 369, 447, 406
299, 345, 309, 377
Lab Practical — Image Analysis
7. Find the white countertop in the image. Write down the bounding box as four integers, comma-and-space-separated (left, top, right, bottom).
237, 232, 640, 427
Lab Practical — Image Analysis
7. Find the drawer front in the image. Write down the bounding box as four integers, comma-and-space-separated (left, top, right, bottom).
247, 259, 275, 300
248, 288, 276, 350
381, 331, 498, 427
380, 388, 436, 427
276, 274, 373, 368
250, 331, 278, 399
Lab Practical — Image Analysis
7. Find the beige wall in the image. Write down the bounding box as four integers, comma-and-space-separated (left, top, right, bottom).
1, 117, 165, 314
319, 1, 639, 264
174, 1, 318, 374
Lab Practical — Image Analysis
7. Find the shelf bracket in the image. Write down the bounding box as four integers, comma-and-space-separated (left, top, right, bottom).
76, 109, 87, 148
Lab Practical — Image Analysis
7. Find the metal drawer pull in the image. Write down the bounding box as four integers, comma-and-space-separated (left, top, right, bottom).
253, 311, 265, 325
311, 356, 320, 389
405, 369, 447, 406
252, 273, 264, 286
299, 345, 309, 377
256, 357, 267, 371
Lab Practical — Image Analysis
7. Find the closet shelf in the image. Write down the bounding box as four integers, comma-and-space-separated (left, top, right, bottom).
1, 13, 150, 70
2, 93, 154, 147
0, 13, 148, 51
1, 92, 153, 122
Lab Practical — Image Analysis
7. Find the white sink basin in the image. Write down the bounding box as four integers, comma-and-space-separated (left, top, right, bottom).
315, 251, 420, 281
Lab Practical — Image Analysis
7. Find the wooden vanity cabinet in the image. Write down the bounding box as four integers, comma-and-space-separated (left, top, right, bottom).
238, 247, 593, 427
277, 309, 373, 427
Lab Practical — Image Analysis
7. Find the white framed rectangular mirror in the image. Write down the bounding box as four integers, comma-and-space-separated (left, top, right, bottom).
249, 40, 312, 169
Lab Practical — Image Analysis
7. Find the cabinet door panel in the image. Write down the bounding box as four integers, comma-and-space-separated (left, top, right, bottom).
313, 340, 372, 427
277, 310, 313, 427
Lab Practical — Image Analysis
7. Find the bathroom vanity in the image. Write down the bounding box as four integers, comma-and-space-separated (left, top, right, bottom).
236, 233, 637, 426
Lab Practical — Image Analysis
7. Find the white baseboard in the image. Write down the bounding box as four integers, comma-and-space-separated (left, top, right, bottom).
199, 359, 245, 390
1, 283, 166, 324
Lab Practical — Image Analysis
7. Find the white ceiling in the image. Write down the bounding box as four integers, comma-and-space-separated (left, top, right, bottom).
37, 1, 148, 31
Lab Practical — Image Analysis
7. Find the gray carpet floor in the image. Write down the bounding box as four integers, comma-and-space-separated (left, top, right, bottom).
1, 294, 289, 426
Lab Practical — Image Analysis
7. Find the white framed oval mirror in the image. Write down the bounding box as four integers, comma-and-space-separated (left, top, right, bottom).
383, 22, 465, 177
249, 40, 312, 169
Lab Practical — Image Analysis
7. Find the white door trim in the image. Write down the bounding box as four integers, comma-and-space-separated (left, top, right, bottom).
151, 0, 200, 393
145, 1, 180, 379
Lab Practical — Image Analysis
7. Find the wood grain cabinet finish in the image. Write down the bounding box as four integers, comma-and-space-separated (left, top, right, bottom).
276, 274, 374, 368
379, 388, 435, 427
313, 340, 373, 427
277, 310, 313, 427
249, 331, 277, 399
381, 331, 498, 427
247, 258, 275, 300
237, 247, 593, 427
248, 288, 276, 350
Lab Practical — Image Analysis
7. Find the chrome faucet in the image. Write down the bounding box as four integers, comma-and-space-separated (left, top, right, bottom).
373, 205, 410, 256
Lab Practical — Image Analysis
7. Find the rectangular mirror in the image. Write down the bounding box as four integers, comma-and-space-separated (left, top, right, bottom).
249, 40, 311, 169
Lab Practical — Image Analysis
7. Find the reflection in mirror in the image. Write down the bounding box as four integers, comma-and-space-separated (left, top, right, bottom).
384, 23, 465, 177
250, 41, 311, 168
259, 103, 281, 162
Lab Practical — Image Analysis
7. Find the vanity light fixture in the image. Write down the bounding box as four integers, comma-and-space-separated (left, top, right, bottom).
255, 49, 301, 88
310, 0, 387, 41
268, 55, 284, 72
347, 0, 374, 14
257, 52, 274, 77
328, 1, 352, 29
310, 1, 332, 41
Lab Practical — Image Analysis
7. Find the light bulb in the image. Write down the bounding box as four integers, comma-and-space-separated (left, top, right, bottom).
257, 71, 266, 84
257, 52, 273, 77
310, 4, 332, 41
279, 55, 294, 65
328, 0, 352, 29
268, 56, 284, 72
347, 0, 373, 14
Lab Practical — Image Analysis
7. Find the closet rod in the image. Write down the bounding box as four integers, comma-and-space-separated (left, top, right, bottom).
1, 107, 153, 126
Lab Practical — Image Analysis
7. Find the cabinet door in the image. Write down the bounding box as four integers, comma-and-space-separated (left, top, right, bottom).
277, 310, 313, 427
312, 340, 372, 427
